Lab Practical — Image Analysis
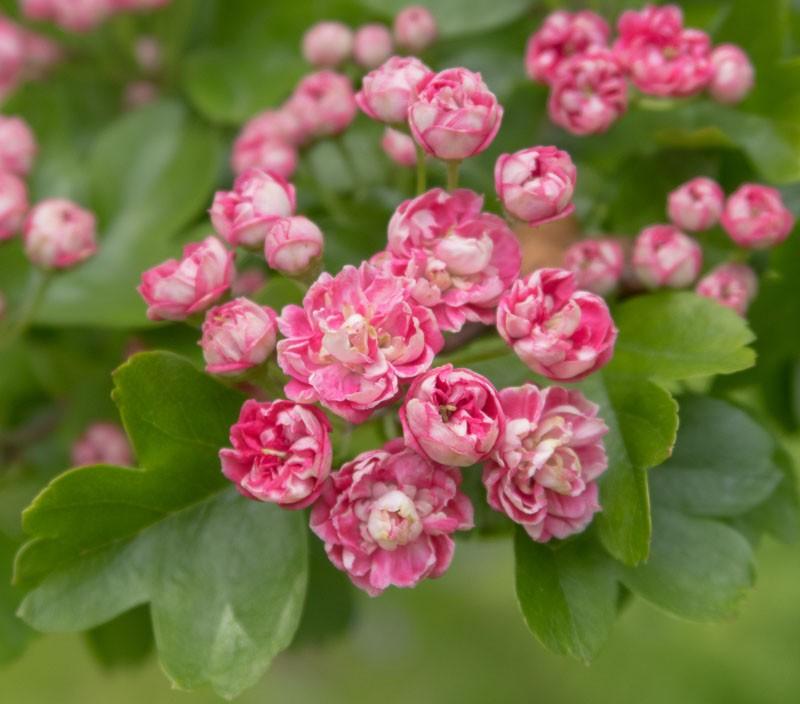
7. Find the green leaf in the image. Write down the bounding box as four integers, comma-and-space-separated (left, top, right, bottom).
15, 353, 308, 698
514, 530, 618, 663
0, 534, 33, 665
84, 604, 154, 670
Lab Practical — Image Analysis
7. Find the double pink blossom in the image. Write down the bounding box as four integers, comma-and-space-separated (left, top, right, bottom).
496, 268, 617, 381
220, 399, 332, 509
408, 68, 503, 161
494, 146, 577, 225
483, 384, 608, 543
277, 262, 443, 423
138, 236, 234, 321
230, 109, 302, 178
23, 198, 97, 269
695, 263, 758, 317
667, 177, 724, 232
301, 21, 353, 67
709, 44, 754, 105
356, 56, 431, 124
381, 127, 417, 167
632, 224, 703, 289
0, 116, 37, 176
400, 365, 504, 467
720, 184, 795, 249
563, 238, 624, 296
0, 171, 28, 240
374, 188, 521, 332
72, 421, 134, 467
393, 5, 437, 53
286, 70, 357, 139
310, 439, 473, 596
524, 10, 610, 84
264, 216, 324, 275
353, 24, 393, 69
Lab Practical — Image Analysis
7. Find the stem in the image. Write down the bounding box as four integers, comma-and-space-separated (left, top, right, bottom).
415, 144, 427, 194
1, 268, 51, 348
446, 160, 461, 191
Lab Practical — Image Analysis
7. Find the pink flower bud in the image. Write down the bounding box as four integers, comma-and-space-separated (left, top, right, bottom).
409, 67, 503, 161
563, 238, 624, 296
0, 115, 37, 176
220, 399, 332, 509
400, 364, 504, 467
496, 268, 617, 381
310, 439, 472, 595
0, 171, 29, 240
286, 70, 357, 139
0, 17, 24, 95
356, 55, 431, 124
632, 224, 703, 289
353, 24, 393, 69
695, 262, 758, 316
709, 44, 754, 104
210, 168, 296, 249
23, 198, 97, 269
264, 216, 324, 275
49, 0, 113, 32
123, 80, 159, 109
524, 10, 610, 84
138, 236, 234, 321
231, 267, 267, 297
381, 127, 417, 167
134, 35, 161, 73
667, 177, 724, 232
20, 30, 63, 80
548, 48, 628, 135
302, 21, 353, 68
20, 0, 53, 21
494, 146, 577, 225
72, 422, 134, 467
234, 109, 305, 151
393, 5, 438, 53
483, 384, 608, 543
720, 184, 794, 249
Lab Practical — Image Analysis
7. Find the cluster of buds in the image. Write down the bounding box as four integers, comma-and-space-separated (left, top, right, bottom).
0, 12, 62, 100
525, 5, 754, 136
20, 0, 171, 33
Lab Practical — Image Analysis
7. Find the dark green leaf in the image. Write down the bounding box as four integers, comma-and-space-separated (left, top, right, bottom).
84, 604, 154, 670
0, 534, 33, 665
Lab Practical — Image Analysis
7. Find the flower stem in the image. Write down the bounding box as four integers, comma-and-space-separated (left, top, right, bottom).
1, 268, 51, 349
415, 144, 427, 194
446, 160, 461, 191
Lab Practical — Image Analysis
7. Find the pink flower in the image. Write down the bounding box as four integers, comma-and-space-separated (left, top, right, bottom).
667, 177, 724, 232
220, 399, 332, 509
277, 262, 443, 423
232, 267, 267, 297
20, 30, 63, 80
123, 80, 159, 109
632, 225, 703, 289
374, 188, 521, 332
356, 55, 431, 124
548, 48, 628, 135
134, 35, 161, 73
234, 108, 305, 154
49, 0, 113, 32
709, 44, 754, 104
393, 5, 437, 53
138, 236, 234, 321
483, 384, 608, 543
20, 0, 54, 21
563, 238, 624, 296
310, 439, 473, 596
264, 216, 324, 275
0, 171, 28, 240
613, 4, 713, 97
720, 184, 795, 249
23, 198, 97, 269
286, 70, 357, 139
494, 146, 577, 225
200, 298, 278, 376
695, 262, 758, 316
524, 10, 610, 84
210, 168, 296, 249
496, 268, 617, 381
0, 116, 37, 176
72, 422, 134, 467
353, 24, 394, 69
408, 67, 503, 161
400, 364, 504, 467
0, 17, 24, 96
301, 21, 353, 67
381, 127, 417, 167
231, 137, 297, 181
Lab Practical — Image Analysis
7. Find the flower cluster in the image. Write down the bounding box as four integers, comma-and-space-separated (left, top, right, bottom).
20, 0, 171, 33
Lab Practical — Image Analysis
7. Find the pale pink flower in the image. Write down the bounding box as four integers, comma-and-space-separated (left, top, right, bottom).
0, 171, 28, 240
20, 30, 63, 80
286, 70, 357, 138
496, 268, 617, 381
231, 136, 297, 180
524, 10, 610, 84
48, 0, 113, 32
353, 24, 393, 69
356, 55, 431, 124
548, 47, 628, 135
123, 80, 159, 109
220, 399, 332, 509
408, 67, 503, 161
374, 188, 521, 332
210, 168, 296, 249
277, 262, 443, 423
20, 0, 54, 21
400, 364, 504, 467
23, 198, 97, 269
393, 5, 437, 53
483, 384, 607, 543
264, 216, 324, 275
0, 116, 37, 176
563, 238, 624, 296
310, 439, 472, 596
695, 262, 758, 316
231, 267, 267, 297
138, 236, 234, 321
134, 35, 162, 73
72, 422, 134, 467
667, 177, 724, 232
381, 127, 417, 167
709, 44, 754, 104
494, 146, 577, 224
233, 108, 305, 156
0, 17, 24, 96
720, 184, 795, 249
302, 21, 353, 68
632, 224, 702, 289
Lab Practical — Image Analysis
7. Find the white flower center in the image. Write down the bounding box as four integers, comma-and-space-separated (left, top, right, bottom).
367, 489, 422, 550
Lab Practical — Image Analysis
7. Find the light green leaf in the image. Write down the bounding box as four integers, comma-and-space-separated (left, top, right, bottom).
0, 534, 33, 665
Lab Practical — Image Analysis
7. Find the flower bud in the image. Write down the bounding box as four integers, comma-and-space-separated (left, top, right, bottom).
0, 115, 37, 176
356, 55, 431, 124
695, 263, 757, 316
720, 184, 794, 249
123, 80, 159, 109
353, 24, 393, 69
0, 18, 24, 96
563, 238, 624, 296
381, 127, 417, 167
632, 224, 702, 289
393, 5, 438, 53
72, 422, 134, 467
264, 216, 324, 275
23, 198, 97, 269
134, 35, 162, 73
0, 171, 29, 240
667, 177, 724, 232
286, 70, 357, 138
302, 21, 353, 67
709, 44, 754, 104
